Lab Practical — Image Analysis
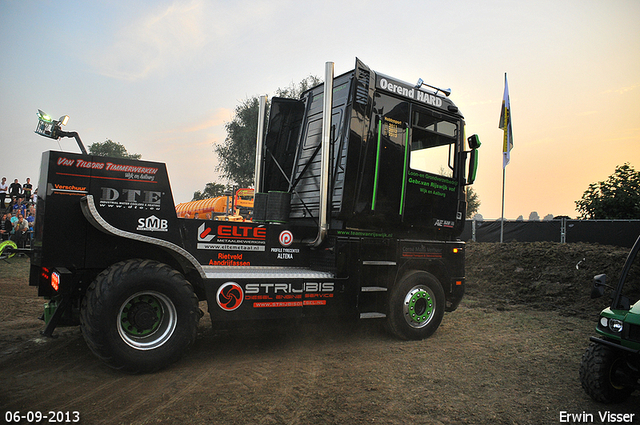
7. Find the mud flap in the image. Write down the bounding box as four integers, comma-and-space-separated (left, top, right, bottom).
41, 295, 71, 338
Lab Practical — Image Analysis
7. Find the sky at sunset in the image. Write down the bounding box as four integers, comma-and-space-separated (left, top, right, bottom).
1, 0, 638, 219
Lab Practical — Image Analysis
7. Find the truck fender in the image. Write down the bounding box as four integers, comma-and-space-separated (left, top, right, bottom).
79, 194, 206, 280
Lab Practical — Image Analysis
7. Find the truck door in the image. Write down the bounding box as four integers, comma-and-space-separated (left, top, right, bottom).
262, 97, 305, 193
403, 107, 461, 232
363, 94, 410, 224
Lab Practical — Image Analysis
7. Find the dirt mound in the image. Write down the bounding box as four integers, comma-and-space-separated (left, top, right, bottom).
466, 241, 640, 318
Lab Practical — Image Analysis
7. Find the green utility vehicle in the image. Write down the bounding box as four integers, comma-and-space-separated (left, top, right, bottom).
580, 235, 640, 403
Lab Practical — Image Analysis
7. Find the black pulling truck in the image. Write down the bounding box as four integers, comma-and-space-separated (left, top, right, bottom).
26, 59, 480, 372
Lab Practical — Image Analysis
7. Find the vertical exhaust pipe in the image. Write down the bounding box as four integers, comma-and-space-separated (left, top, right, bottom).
253, 95, 268, 192
312, 62, 334, 247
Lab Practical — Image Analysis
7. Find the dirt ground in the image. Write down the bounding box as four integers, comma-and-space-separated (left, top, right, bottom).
1, 242, 639, 425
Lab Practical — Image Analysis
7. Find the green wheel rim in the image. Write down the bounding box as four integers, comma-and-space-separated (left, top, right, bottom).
117, 291, 177, 350
403, 285, 435, 329
0, 240, 17, 259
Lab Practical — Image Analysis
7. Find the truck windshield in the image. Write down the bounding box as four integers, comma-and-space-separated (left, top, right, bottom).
410, 110, 457, 177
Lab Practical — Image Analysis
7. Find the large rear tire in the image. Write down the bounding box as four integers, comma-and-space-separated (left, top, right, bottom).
386, 271, 445, 340
80, 259, 199, 373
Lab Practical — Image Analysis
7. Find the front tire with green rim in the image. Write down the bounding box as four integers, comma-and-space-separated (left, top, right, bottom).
81, 259, 199, 373
387, 271, 445, 340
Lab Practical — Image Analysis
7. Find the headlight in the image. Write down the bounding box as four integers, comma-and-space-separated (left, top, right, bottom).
609, 319, 624, 333
600, 317, 608, 328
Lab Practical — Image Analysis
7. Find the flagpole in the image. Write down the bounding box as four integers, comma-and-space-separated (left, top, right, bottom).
501, 166, 505, 243
499, 72, 512, 243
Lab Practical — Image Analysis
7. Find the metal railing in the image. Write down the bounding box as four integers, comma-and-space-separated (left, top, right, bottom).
463, 219, 640, 248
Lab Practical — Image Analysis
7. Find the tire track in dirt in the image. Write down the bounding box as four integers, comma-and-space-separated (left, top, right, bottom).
0, 332, 132, 414
107, 356, 225, 423
107, 322, 359, 424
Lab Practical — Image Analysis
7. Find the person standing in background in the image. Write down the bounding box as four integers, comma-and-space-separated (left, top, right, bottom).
8, 179, 22, 200
23, 178, 33, 203
0, 177, 8, 209
0, 212, 11, 240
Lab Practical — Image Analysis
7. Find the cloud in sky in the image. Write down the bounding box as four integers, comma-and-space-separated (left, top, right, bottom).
89, 0, 287, 82
180, 108, 231, 133
93, 1, 208, 80
604, 84, 640, 95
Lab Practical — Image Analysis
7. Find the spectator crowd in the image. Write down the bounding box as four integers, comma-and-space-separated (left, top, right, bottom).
1, 176, 37, 249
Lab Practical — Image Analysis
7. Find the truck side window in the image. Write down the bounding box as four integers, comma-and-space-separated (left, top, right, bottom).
410, 110, 457, 177
368, 94, 409, 219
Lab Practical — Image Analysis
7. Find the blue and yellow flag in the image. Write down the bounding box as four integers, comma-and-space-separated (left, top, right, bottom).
499, 74, 513, 168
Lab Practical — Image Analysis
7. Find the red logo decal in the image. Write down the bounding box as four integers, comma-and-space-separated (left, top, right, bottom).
216, 282, 244, 311
200, 227, 212, 238
279, 230, 293, 247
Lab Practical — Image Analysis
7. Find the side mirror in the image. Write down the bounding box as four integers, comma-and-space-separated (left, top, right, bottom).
468, 134, 481, 149
466, 134, 481, 185
590, 274, 607, 299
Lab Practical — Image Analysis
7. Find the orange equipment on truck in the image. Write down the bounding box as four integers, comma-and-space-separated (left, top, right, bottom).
176, 188, 254, 220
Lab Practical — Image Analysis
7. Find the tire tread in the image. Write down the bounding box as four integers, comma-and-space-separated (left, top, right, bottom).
80, 259, 199, 373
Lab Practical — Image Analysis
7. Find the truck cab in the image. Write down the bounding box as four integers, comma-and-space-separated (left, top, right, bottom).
28, 59, 480, 372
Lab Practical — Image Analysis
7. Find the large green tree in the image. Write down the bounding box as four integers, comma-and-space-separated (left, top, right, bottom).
274, 75, 321, 99
88, 139, 141, 159
191, 182, 227, 201
575, 163, 640, 219
213, 76, 320, 187
214, 97, 261, 187
466, 187, 480, 219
